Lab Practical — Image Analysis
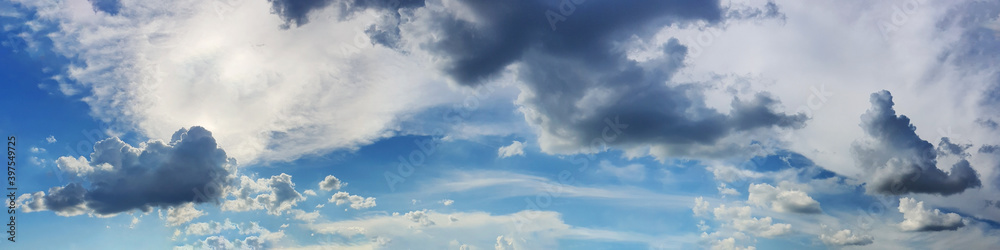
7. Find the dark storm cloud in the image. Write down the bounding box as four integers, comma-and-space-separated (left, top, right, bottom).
853, 91, 981, 196
393, 0, 803, 156
268, 0, 424, 27
35, 127, 236, 215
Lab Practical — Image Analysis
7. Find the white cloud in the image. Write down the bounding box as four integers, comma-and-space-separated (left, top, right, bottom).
319, 175, 343, 191
45, 135, 56, 143
717, 183, 740, 196
164, 203, 205, 227
712, 205, 791, 238
819, 229, 874, 246
302, 190, 317, 196
747, 183, 821, 214
30, 147, 45, 153
694, 197, 711, 217
303, 210, 664, 249
898, 197, 964, 231
596, 160, 646, 182
711, 237, 756, 250
328, 191, 377, 210
13, 0, 461, 165
221, 173, 304, 215
497, 141, 525, 158
439, 199, 454, 206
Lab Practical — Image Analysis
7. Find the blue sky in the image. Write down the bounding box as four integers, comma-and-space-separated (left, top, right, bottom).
2, 0, 1000, 249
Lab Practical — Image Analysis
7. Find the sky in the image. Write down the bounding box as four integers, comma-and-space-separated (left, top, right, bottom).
1, 0, 1000, 249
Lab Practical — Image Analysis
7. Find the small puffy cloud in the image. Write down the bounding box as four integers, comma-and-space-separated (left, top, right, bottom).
711, 237, 756, 250
303, 190, 317, 196
747, 183, 821, 214
405, 209, 435, 226
718, 183, 740, 196
497, 141, 525, 158
185, 219, 237, 236
853, 91, 981, 195
164, 203, 205, 227
819, 229, 874, 246
319, 175, 343, 191
712, 205, 791, 238
708, 164, 764, 183
693, 197, 711, 217
439, 199, 454, 206
288, 209, 321, 223
46, 135, 56, 143
898, 197, 965, 231
329, 191, 377, 209
221, 173, 304, 215
597, 160, 646, 182
30, 147, 44, 153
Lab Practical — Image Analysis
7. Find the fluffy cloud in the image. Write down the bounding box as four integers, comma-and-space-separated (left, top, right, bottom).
319, 175, 343, 191
18, 127, 235, 216
164, 203, 206, 227
329, 191, 377, 209
747, 183, 821, 214
711, 204, 791, 238
497, 140, 525, 158
13, 0, 459, 164
853, 91, 982, 195
221, 173, 304, 215
819, 229, 873, 246
898, 197, 965, 232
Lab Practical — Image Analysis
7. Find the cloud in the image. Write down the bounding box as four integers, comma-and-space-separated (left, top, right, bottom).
853, 91, 981, 195
319, 175, 343, 191
693, 196, 710, 217
439, 199, 453, 206
711, 237, 756, 250
711, 204, 791, 238
267, 0, 424, 28
819, 229, 873, 246
747, 183, 821, 214
164, 203, 205, 227
717, 183, 740, 196
22, 127, 235, 216
221, 173, 304, 215
898, 197, 965, 232
14, 0, 459, 164
46, 135, 56, 143
596, 160, 646, 182
328, 191, 377, 209
304, 209, 664, 249
497, 140, 525, 158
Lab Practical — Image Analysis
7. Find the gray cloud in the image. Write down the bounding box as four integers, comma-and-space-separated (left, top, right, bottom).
23, 127, 236, 215
319, 175, 343, 191
389, 0, 804, 157
268, 0, 424, 28
853, 91, 981, 195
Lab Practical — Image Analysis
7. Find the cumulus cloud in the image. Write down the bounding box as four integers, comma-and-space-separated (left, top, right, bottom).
439, 199, 453, 206
898, 197, 965, 232
164, 203, 205, 227
819, 229, 873, 246
497, 141, 525, 158
20, 127, 235, 216
711, 237, 756, 250
221, 173, 304, 215
13, 0, 459, 164
747, 183, 821, 214
45, 135, 56, 143
329, 191, 377, 209
319, 175, 343, 191
694, 197, 711, 217
388, 0, 804, 161
711, 204, 791, 238
853, 91, 981, 195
